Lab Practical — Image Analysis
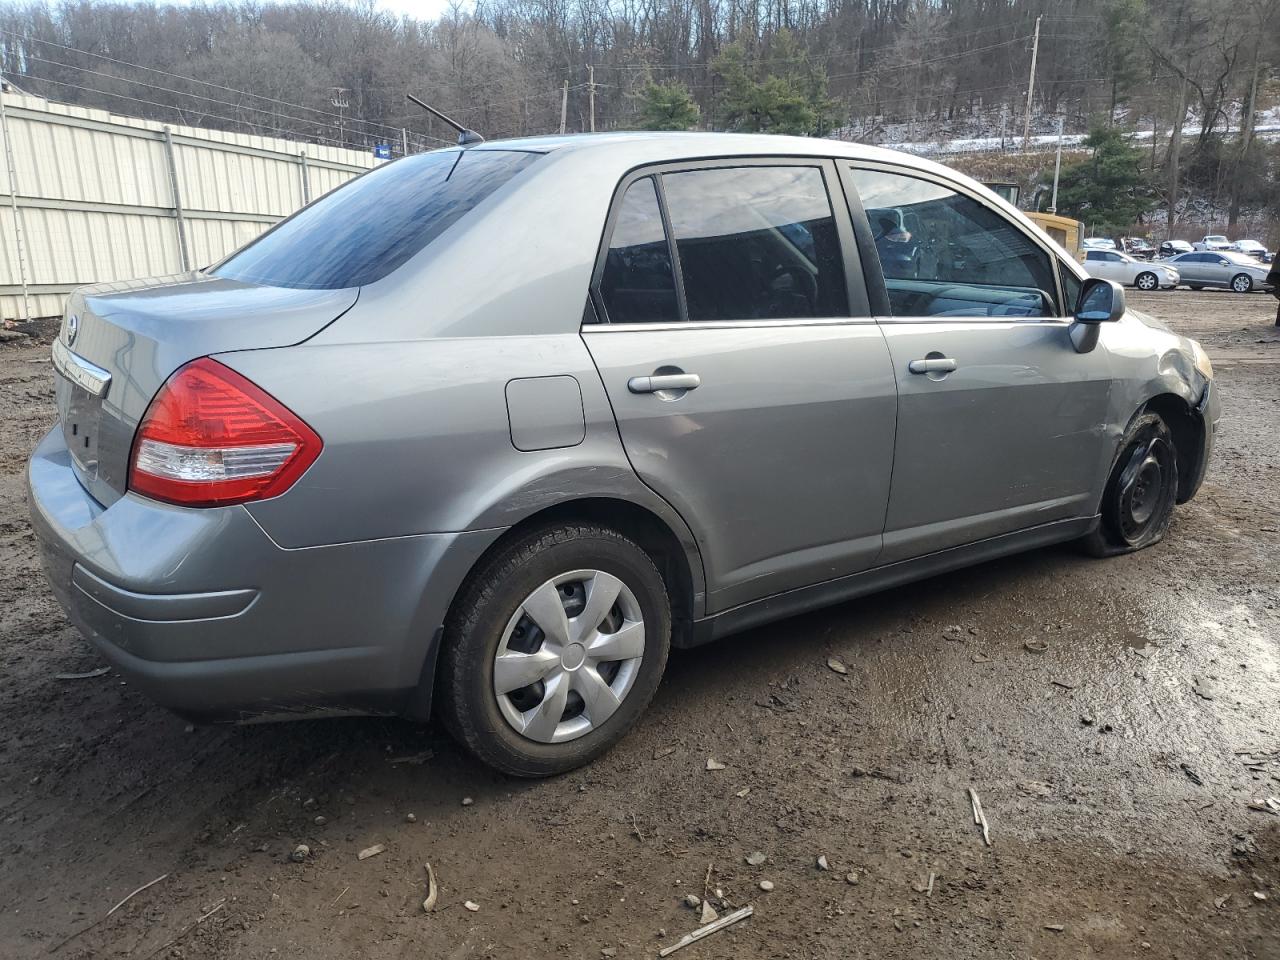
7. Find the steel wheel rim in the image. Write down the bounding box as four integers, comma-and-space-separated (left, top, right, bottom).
1117, 436, 1174, 542
493, 569, 644, 744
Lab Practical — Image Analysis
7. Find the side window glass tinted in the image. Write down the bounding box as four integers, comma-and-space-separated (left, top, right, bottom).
599, 177, 680, 324
661, 166, 848, 322
848, 166, 1056, 318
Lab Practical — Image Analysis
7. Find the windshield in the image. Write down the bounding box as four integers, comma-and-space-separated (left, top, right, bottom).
1223, 251, 1261, 265
1206, 236, 1228, 243
213, 149, 540, 289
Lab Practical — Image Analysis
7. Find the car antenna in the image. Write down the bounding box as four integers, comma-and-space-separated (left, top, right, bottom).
405, 94, 485, 147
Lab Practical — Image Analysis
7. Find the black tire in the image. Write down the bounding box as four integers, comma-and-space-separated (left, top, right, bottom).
1188, 285, 1204, 291
437, 522, 671, 777
1135, 271, 1159, 291
1081, 411, 1179, 557
1230, 273, 1253, 293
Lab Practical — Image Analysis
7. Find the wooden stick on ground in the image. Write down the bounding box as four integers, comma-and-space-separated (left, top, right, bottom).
968, 788, 992, 846
141, 900, 225, 960
47, 873, 169, 954
659, 905, 754, 957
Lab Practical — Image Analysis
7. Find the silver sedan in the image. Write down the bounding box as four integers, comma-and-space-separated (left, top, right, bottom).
28, 133, 1220, 776
1167, 251, 1274, 292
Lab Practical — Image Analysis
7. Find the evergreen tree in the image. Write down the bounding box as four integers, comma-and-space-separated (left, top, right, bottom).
1051, 126, 1155, 230
635, 81, 700, 131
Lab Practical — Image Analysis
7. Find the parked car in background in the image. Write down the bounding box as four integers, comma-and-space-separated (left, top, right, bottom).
1159, 240, 1194, 258
1084, 250, 1179, 290
1167, 250, 1275, 292
1083, 237, 1117, 251
1230, 239, 1272, 263
28, 132, 1220, 777
1193, 235, 1232, 251
1120, 237, 1155, 260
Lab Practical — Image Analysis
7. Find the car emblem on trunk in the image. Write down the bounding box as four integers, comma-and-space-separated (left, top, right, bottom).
65, 313, 79, 347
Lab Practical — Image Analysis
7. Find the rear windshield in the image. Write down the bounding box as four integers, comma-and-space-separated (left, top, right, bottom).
212, 149, 540, 290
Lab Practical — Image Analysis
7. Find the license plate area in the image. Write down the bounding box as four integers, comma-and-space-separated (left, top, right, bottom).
62, 381, 103, 477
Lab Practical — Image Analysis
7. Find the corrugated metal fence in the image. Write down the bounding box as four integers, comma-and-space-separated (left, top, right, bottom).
0, 91, 377, 322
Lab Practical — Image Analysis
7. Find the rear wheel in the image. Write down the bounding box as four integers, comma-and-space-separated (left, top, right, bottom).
1188, 285, 1204, 291
1081, 411, 1179, 557
1135, 271, 1159, 291
1231, 273, 1253, 293
438, 523, 671, 777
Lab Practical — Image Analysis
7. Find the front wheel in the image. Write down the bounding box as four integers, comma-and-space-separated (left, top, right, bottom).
1081, 411, 1179, 557
1135, 272, 1159, 291
1231, 273, 1253, 293
437, 523, 671, 777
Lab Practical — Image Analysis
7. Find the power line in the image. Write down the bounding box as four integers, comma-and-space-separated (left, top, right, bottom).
1, 29, 433, 141
16, 51, 452, 146
592, 22, 1030, 72
19, 74, 379, 151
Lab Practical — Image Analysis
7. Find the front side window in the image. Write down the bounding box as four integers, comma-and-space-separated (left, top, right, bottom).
598, 177, 680, 324
1060, 261, 1083, 313
661, 165, 848, 321
214, 149, 539, 290
848, 166, 1057, 318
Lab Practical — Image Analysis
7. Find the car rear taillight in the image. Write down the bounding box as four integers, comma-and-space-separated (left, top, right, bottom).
128, 357, 321, 507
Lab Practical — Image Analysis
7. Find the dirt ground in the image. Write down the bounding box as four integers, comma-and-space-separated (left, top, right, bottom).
1, 290, 1278, 960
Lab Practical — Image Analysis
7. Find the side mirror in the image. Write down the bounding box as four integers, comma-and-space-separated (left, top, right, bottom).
1075, 277, 1125, 323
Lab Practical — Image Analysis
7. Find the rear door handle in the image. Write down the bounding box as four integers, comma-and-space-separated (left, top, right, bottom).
628, 373, 701, 394
908, 357, 957, 375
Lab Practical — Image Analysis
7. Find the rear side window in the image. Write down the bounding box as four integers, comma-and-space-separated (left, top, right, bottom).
213, 150, 539, 290
849, 166, 1057, 318
599, 178, 680, 324
662, 166, 847, 321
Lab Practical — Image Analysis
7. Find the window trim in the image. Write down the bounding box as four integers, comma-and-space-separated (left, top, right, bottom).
840, 160, 1069, 323
587, 156, 872, 329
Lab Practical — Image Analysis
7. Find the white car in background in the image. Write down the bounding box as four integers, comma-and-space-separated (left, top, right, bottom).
1230, 239, 1271, 262
1193, 235, 1232, 251
1082, 237, 1117, 251
1083, 249, 1180, 291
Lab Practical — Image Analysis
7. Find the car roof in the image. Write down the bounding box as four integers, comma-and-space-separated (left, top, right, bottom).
470, 130, 966, 177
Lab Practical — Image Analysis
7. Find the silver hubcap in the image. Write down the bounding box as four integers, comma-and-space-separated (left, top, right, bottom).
1233, 276, 1250, 292
1138, 274, 1155, 289
493, 570, 644, 743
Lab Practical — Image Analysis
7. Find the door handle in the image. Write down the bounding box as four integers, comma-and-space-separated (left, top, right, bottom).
628, 373, 701, 394
908, 357, 957, 375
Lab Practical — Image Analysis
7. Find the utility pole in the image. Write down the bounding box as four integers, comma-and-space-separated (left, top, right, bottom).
559, 80, 569, 135
1049, 115, 1064, 213
401, 127, 409, 157
588, 65, 596, 133
1022, 15, 1041, 150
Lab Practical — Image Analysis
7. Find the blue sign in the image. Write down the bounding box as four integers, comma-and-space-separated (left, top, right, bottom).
373, 143, 392, 160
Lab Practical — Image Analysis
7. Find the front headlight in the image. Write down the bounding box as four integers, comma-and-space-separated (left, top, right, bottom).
1190, 339, 1213, 380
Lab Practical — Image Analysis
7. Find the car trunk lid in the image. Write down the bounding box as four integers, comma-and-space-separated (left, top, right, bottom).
52, 273, 357, 508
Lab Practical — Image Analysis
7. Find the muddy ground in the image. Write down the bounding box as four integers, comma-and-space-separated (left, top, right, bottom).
1, 290, 1278, 960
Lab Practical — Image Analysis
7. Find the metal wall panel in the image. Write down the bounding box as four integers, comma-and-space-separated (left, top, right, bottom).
0, 92, 376, 322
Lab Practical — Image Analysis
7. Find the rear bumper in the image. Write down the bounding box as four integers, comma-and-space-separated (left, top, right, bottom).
27, 426, 500, 722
